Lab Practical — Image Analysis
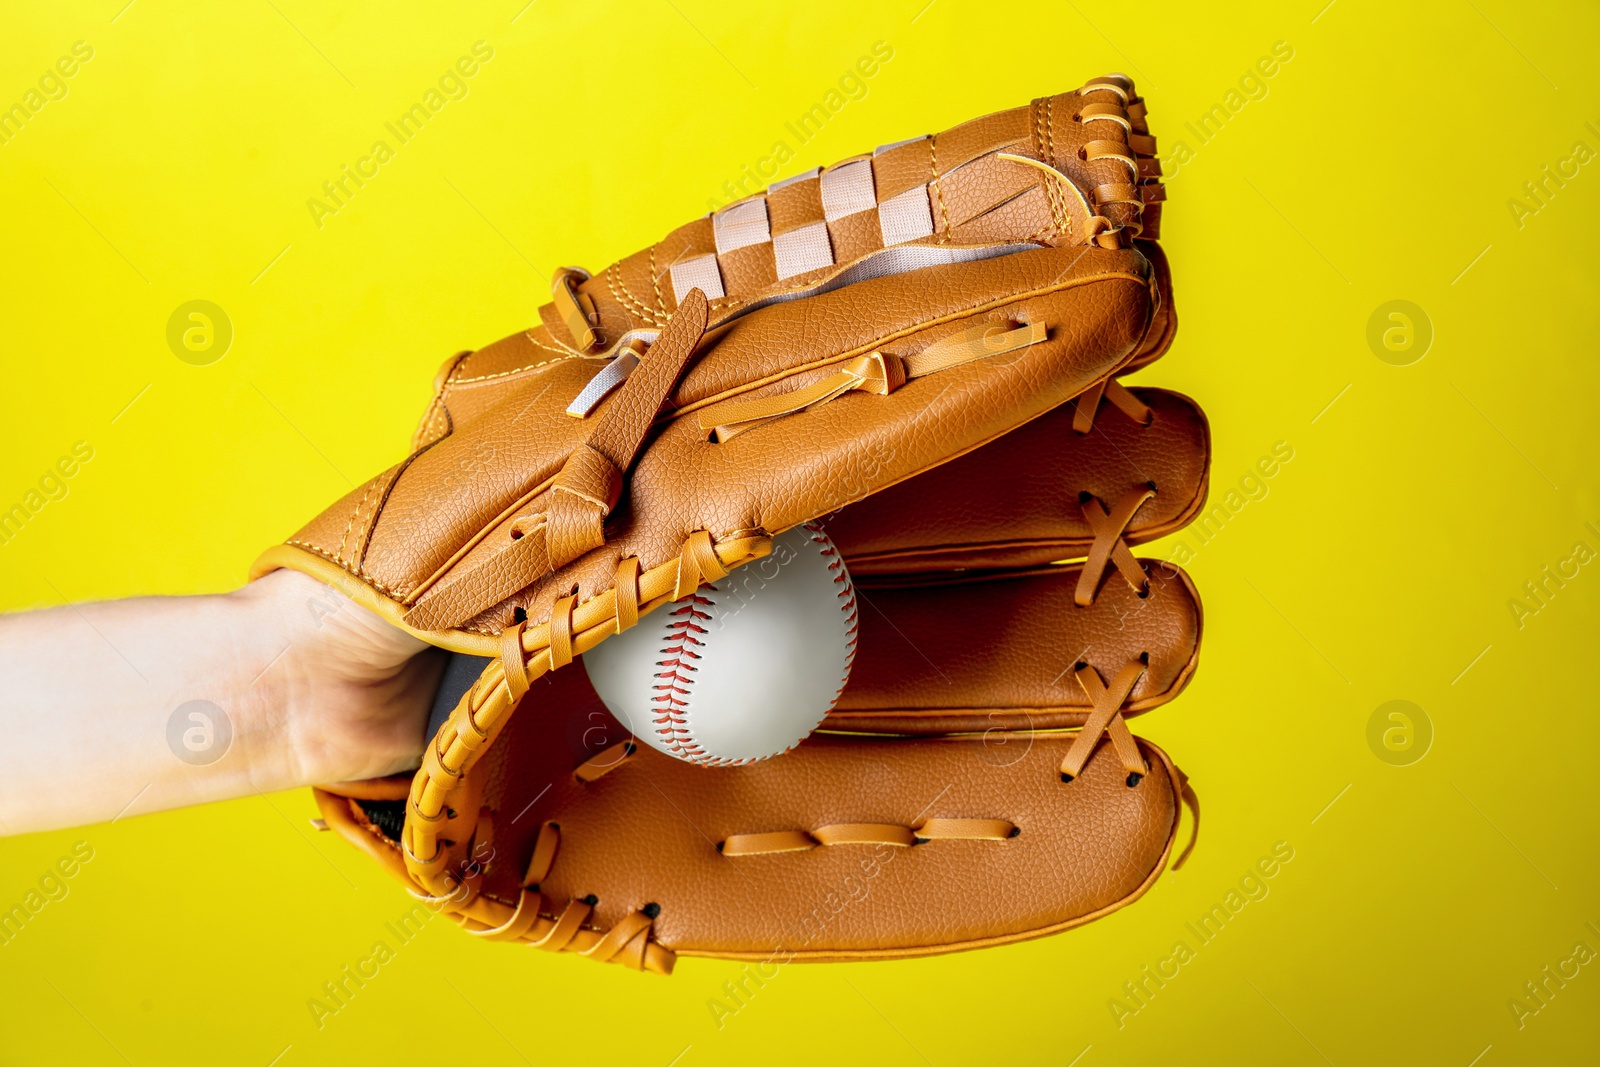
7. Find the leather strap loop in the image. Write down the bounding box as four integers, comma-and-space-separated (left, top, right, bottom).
552, 266, 601, 352
551, 443, 623, 512
701, 351, 904, 443
468, 887, 543, 941
614, 557, 641, 634
499, 621, 529, 703
545, 445, 621, 569
915, 818, 1017, 841
1080, 76, 1131, 101
722, 818, 1017, 856
812, 823, 918, 847
548, 594, 576, 670
1082, 139, 1137, 173
1093, 182, 1143, 207
522, 821, 561, 886
721, 830, 817, 856
1077, 101, 1131, 129
699, 320, 1047, 443
901, 321, 1045, 378
675, 530, 727, 600
574, 740, 638, 783
530, 899, 591, 952
578, 911, 654, 963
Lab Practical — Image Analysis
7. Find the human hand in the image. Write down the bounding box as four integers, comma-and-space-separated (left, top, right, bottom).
0, 568, 446, 835
242, 568, 447, 787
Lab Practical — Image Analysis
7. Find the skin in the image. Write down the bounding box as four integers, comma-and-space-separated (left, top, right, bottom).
0, 568, 445, 836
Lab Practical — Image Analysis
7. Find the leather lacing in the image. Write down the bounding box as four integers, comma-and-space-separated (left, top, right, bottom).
721, 818, 1018, 856
407, 760, 673, 974
406, 529, 768, 865
1067, 375, 1157, 612
699, 320, 1048, 443
1002, 75, 1162, 250
1057, 377, 1170, 802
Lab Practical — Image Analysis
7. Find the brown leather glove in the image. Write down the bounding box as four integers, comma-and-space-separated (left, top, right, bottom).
261, 75, 1190, 970
314, 385, 1207, 974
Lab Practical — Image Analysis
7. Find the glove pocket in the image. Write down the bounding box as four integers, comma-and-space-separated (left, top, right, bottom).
465, 713, 1196, 965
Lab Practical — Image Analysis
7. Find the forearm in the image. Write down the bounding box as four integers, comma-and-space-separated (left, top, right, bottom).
0, 569, 441, 836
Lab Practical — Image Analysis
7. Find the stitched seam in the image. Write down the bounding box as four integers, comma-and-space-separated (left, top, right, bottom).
1030, 100, 1055, 232
336, 480, 376, 566
608, 262, 666, 326
526, 331, 582, 357
620, 260, 666, 325
346, 482, 378, 569
415, 394, 444, 450
285, 540, 407, 597
414, 353, 467, 450
815, 523, 860, 709
351, 433, 440, 580
648, 244, 666, 316
930, 134, 951, 244
453, 352, 587, 384
652, 591, 713, 763
350, 468, 394, 570
1041, 97, 1068, 238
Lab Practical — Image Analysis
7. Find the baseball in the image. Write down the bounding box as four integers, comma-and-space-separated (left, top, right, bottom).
582, 523, 858, 765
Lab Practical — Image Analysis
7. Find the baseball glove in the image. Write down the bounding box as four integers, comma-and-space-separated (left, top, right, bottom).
313, 382, 1208, 973
258, 74, 1196, 969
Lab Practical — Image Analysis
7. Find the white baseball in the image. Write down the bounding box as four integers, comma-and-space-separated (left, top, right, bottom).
582, 523, 858, 765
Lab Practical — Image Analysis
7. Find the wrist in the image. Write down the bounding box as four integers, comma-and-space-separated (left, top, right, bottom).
235, 569, 442, 788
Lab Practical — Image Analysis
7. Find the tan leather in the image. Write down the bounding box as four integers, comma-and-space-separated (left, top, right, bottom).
400, 291, 712, 631
265, 74, 1188, 939
830, 562, 1199, 735
824, 387, 1209, 574
257, 242, 1156, 645
316, 659, 1195, 972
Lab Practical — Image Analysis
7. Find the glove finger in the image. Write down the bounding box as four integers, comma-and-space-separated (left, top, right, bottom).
825, 386, 1208, 575
831, 560, 1199, 735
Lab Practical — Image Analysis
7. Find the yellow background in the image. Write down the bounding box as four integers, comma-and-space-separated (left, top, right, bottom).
2, 1, 1597, 1063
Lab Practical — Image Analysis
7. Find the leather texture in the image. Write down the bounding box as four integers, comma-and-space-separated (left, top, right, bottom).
831, 562, 1200, 735
318, 650, 1192, 972
825, 386, 1209, 574
273, 74, 1208, 971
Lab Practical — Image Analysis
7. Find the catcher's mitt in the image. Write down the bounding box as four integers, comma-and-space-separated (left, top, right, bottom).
260, 75, 1197, 967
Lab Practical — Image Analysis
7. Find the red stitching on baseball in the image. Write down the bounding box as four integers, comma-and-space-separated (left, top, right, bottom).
651, 592, 712, 761
652, 522, 858, 768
